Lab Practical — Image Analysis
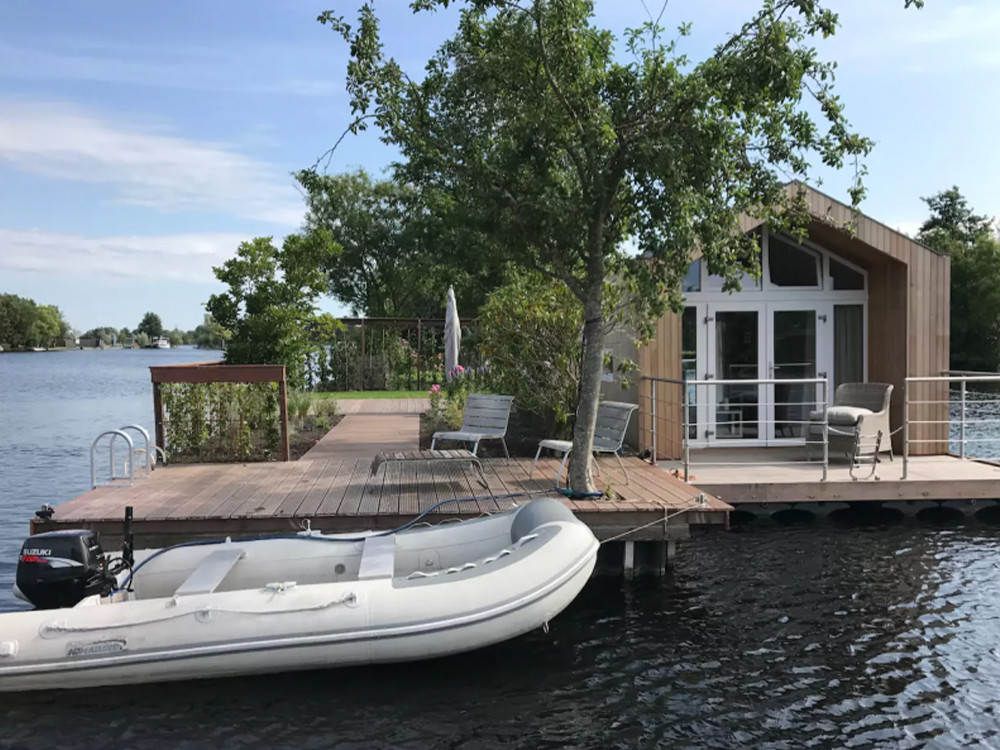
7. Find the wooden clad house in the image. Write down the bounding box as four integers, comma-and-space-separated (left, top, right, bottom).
621, 183, 950, 459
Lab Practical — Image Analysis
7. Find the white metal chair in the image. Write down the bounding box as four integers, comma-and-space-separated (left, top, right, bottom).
430, 394, 515, 457
530, 401, 638, 484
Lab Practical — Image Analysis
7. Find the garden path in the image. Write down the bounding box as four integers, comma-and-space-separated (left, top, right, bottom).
303, 398, 427, 459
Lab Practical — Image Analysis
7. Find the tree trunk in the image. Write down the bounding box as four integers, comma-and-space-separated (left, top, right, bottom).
568, 289, 606, 493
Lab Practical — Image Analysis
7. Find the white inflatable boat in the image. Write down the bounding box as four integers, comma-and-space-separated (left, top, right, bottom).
1, 498, 598, 692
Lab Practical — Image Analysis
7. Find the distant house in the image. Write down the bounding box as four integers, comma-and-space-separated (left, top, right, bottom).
606, 183, 949, 459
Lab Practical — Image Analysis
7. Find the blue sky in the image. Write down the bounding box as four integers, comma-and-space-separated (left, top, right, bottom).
1, 1, 998, 332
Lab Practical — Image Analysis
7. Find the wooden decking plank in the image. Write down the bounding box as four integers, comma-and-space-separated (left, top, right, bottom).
215, 464, 296, 518
164, 464, 253, 520
68, 465, 215, 521
303, 459, 355, 517
358, 458, 390, 517
183, 462, 277, 519
243, 458, 318, 518
332, 459, 374, 517
272, 457, 334, 518
397, 459, 420, 516
144, 464, 242, 520
620, 461, 703, 507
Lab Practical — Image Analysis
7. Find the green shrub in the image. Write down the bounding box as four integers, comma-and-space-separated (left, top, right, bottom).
161, 382, 281, 462
478, 271, 583, 435
287, 390, 313, 421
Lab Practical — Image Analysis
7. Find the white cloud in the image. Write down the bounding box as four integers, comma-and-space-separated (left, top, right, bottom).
0, 101, 304, 226
0, 228, 254, 283
0, 39, 339, 98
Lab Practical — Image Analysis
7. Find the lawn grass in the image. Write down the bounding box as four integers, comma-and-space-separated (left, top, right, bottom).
314, 390, 428, 399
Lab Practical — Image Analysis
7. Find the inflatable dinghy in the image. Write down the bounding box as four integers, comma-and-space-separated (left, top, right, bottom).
0, 497, 598, 692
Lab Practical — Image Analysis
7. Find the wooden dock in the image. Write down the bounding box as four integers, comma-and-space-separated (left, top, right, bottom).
34, 455, 729, 543
657, 447, 1000, 505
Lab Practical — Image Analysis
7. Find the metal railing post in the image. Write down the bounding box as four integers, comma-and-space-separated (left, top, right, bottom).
902, 380, 909, 480
960, 378, 967, 459
650, 378, 658, 467
683, 382, 690, 482
821, 378, 828, 482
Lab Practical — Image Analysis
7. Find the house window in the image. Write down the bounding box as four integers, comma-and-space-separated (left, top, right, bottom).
834, 305, 865, 388
768, 234, 821, 288
830, 258, 866, 290
682, 259, 701, 292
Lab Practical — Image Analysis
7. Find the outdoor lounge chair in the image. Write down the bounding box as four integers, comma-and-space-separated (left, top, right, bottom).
430, 393, 514, 457
530, 401, 639, 484
807, 382, 894, 463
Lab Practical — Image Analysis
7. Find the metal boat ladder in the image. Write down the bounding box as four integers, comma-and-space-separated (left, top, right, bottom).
90, 424, 165, 488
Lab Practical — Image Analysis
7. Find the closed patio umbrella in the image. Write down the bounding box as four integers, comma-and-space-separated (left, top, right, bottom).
445, 286, 461, 381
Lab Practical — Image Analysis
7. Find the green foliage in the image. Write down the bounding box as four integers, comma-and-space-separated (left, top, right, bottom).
137, 312, 163, 339
193, 313, 231, 350
479, 271, 583, 433
918, 188, 1000, 372
134, 332, 150, 348
287, 390, 314, 421
297, 169, 501, 318
206, 235, 341, 389
82, 327, 119, 345
160, 382, 282, 463
320, 0, 917, 489
0, 295, 70, 349
168, 328, 185, 347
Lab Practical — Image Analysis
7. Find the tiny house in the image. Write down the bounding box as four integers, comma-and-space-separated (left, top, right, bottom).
624, 183, 950, 460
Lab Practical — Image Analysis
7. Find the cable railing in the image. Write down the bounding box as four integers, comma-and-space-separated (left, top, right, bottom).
640, 376, 832, 482
904, 374, 1000, 479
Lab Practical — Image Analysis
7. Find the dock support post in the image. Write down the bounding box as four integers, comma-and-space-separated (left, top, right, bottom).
623, 541, 635, 580
152, 381, 165, 456
278, 372, 290, 462
650, 379, 657, 466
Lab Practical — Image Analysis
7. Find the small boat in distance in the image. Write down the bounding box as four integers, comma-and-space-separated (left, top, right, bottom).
1, 497, 598, 691
152, 337, 170, 349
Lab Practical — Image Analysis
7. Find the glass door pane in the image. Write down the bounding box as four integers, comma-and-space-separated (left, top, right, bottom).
682, 307, 697, 439
772, 310, 817, 438
715, 310, 759, 439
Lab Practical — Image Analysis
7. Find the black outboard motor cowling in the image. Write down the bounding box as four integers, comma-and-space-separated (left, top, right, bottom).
16, 530, 113, 609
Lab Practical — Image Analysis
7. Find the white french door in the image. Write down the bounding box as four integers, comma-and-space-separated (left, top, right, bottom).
692, 302, 832, 446
765, 302, 832, 444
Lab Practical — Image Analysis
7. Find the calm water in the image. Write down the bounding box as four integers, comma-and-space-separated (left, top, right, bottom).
4, 354, 1000, 749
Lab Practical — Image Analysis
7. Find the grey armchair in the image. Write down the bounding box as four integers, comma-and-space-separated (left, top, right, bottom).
807, 382, 894, 462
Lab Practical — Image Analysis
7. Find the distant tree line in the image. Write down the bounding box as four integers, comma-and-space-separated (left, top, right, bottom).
0, 295, 71, 349
0, 300, 231, 351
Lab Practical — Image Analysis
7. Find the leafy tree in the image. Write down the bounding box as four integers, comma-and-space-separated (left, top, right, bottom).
206, 235, 338, 389
137, 312, 164, 339
133, 332, 150, 348
82, 326, 119, 346
31, 305, 69, 348
297, 168, 501, 317
118, 327, 133, 345
193, 313, 231, 350
0, 294, 39, 349
320, 0, 919, 490
918, 188, 1000, 372
918, 187, 992, 248
168, 328, 185, 347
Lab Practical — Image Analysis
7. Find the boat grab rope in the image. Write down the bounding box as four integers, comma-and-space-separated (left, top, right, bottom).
40, 591, 359, 637
120, 488, 559, 590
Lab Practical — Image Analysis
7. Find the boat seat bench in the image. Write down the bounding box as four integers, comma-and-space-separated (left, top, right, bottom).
358, 535, 396, 580
174, 547, 246, 596
369, 449, 488, 488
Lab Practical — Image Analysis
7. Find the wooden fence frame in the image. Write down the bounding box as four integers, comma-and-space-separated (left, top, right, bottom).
149, 361, 290, 462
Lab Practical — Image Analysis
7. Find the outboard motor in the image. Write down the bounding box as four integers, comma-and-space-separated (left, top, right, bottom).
15, 530, 113, 609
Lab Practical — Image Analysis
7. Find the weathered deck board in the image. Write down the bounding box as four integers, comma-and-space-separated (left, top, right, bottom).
34, 456, 728, 541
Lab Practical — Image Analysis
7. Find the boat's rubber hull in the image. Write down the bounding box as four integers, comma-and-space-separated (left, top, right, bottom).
0, 501, 597, 691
